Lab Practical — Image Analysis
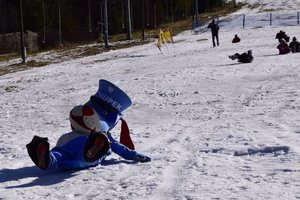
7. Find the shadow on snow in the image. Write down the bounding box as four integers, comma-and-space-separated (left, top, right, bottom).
1, 158, 138, 188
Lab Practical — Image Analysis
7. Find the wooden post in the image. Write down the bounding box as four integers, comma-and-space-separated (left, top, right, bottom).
58, 0, 62, 46
103, 0, 109, 49
142, 0, 145, 40
19, 0, 25, 63
126, 0, 132, 40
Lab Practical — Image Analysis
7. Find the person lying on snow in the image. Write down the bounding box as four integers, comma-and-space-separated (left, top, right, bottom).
27, 80, 150, 171
228, 50, 253, 63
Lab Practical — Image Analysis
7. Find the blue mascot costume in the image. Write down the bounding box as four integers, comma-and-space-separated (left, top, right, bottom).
26, 80, 150, 171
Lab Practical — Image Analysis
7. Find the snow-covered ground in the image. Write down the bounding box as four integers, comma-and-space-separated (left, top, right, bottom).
1, 0, 300, 199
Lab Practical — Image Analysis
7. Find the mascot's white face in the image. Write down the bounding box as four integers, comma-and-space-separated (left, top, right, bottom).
69, 105, 101, 134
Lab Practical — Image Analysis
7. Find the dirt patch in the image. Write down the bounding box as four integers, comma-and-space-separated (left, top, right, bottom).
0, 60, 49, 76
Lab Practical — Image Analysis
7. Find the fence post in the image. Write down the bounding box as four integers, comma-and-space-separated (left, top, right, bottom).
19, 0, 26, 63
103, 0, 109, 49
243, 14, 245, 29
270, 13, 272, 26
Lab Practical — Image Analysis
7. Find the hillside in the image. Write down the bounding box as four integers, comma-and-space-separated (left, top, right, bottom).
1, 1, 300, 199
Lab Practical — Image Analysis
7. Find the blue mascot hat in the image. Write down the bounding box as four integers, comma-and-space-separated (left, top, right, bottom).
85, 79, 132, 129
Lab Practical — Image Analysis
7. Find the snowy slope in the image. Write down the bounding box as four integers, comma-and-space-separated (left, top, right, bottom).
1, 0, 300, 199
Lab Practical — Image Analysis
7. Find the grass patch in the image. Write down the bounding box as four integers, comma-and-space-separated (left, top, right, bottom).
79, 46, 105, 57
0, 60, 50, 76
248, 3, 261, 9
262, 8, 279, 12
0, 53, 19, 62
25, 60, 49, 67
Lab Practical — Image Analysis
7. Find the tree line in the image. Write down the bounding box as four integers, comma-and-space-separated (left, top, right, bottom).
0, 0, 226, 48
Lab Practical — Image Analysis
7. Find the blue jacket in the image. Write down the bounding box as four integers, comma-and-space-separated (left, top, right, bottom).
45, 131, 141, 171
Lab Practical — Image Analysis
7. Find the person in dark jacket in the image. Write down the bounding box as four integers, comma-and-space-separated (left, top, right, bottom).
275, 30, 290, 43
232, 34, 241, 43
289, 36, 300, 53
277, 38, 290, 54
229, 50, 253, 63
207, 19, 220, 47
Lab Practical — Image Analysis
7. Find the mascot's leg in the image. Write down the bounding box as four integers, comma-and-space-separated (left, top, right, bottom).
26, 136, 50, 170
84, 131, 110, 162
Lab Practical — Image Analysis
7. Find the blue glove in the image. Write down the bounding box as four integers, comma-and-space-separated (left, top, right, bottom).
135, 153, 151, 163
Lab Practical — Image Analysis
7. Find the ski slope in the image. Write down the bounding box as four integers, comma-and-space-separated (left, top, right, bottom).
1, 0, 300, 199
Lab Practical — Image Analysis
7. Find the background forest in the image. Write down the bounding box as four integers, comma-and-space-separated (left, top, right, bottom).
0, 0, 228, 48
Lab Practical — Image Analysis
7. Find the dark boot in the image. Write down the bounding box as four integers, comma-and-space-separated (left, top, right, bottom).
83, 132, 110, 162
229, 55, 236, 60
26, 136, 50, 170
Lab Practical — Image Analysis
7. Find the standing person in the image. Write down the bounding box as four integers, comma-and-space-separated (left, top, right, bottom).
207, 19, 220, 47
289, 36, 300, 53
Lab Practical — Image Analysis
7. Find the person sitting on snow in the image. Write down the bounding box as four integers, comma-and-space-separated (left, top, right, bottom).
229, 50, 253, 63
289, 36, 300, 53
232, 34, 241, 43
26, 80, 150, 171
277, 38, 290, 54
275, 30, 290, 43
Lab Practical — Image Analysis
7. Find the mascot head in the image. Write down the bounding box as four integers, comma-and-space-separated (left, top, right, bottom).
69, 105, 109, 134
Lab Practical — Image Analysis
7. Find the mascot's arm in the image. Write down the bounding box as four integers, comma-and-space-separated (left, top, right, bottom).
107, 132, 150, 162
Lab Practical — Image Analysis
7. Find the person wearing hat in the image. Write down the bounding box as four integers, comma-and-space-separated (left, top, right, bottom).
232, 34, 241, 43
85, 79, 138, 149
85, 80, 152, 159
229, 50, 253, 63
277, 38, 290, 54
275, 30, 290, 43
26, 84, 151, 171
85, 79, 132, 131
289, 36, 300, 53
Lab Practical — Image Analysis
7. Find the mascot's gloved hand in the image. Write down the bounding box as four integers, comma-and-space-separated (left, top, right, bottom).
135, 153, 151, 163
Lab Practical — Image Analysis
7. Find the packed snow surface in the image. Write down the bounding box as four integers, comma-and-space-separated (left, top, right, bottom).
1, 0, 300, 199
